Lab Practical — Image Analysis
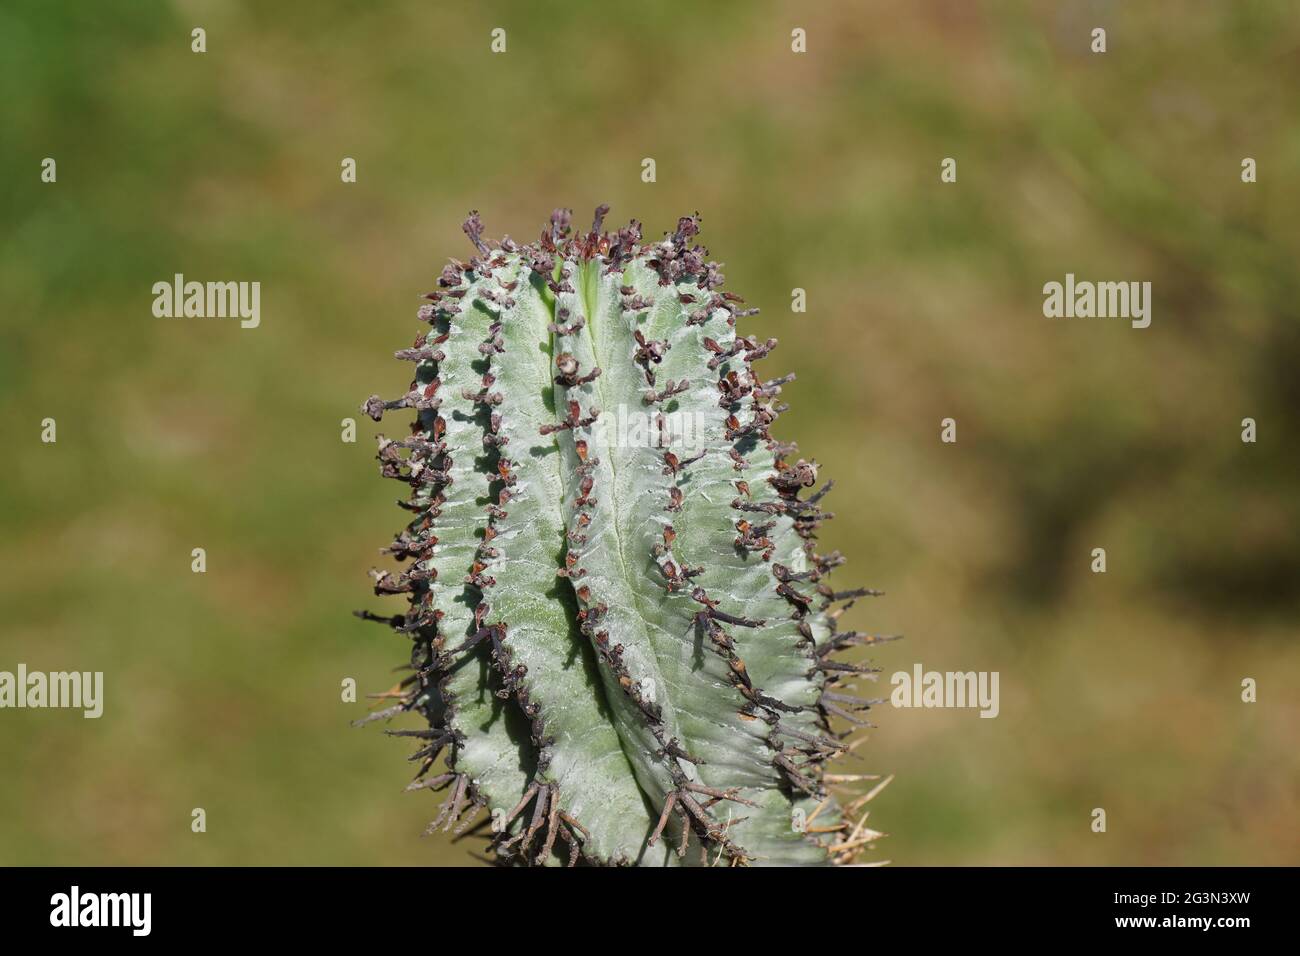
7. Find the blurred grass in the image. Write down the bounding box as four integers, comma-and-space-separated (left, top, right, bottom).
1, 0, 1296, 865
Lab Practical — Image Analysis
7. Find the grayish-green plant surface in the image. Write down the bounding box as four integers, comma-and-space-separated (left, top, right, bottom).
358, 207, 890, 866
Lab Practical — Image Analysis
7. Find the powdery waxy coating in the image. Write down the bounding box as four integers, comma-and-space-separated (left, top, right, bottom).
357, 206, 895, 866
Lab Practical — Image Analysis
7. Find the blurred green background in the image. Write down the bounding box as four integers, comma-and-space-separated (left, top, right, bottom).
1, 0, 1297, 865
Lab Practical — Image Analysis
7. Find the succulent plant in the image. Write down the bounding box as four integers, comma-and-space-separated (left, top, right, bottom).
356, 206, 893, 866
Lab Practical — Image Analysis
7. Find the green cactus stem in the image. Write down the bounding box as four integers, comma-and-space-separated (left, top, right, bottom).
356, 206, 895, 866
